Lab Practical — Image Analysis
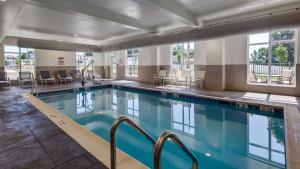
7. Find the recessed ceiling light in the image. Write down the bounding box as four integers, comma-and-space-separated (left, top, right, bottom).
73, 33, 78, 37
58, 40, 63, 42
0, 0, 7, 2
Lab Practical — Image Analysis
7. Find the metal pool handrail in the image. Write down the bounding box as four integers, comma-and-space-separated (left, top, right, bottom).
110, 116, 156, 169
154, 130, 198, 169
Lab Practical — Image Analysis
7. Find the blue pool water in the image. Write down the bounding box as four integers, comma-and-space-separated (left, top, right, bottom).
40, 87, 286, 169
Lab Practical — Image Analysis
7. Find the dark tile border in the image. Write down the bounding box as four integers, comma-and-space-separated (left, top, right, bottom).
37, 84, 284, 118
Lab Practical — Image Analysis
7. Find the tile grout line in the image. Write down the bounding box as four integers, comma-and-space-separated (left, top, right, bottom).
29, 128, 57, 168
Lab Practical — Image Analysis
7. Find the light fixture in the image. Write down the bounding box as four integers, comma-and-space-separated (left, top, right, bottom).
58, 40, 63, 42
0, 0, 7, 2
73, 33, 78, 37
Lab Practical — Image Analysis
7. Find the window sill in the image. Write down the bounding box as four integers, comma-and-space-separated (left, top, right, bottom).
247, 82, 296, 88
126, 75, 138, 78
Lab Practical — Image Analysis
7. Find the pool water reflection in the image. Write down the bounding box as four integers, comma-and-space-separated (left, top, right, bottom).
41, 88, 286, 169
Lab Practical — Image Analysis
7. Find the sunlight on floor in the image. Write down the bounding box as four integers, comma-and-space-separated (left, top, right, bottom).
114, 80, 135, 84
156, 85, 187, 91
241, 92, 269, 101
241, 92, 298, 105
269, 95, 298, 105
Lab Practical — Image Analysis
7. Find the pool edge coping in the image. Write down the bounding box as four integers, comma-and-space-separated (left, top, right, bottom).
32, 83, 300, 169
22, 93, 149, 169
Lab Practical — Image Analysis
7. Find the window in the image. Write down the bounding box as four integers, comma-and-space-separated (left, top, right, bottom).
248, 114, 285, 167
76, 52, 93, 71
127, 93, 139, 117
126, 49, 138, 77
171, 42, 195, 75
4, 46, 35, 80
171, 101, 195, 136
112, 90, 117, 111
248, 30, 296, 86
110, 52, 117, 75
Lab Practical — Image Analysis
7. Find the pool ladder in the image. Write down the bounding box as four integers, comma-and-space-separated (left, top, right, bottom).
110, 116, 198, 169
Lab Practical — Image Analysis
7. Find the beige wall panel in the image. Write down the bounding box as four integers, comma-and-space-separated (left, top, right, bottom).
35, 49, 76, 67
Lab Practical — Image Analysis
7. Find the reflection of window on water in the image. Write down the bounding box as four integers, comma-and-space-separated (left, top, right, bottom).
77, 92, 94, 114
171, 101, 195, 136
112, 90, 117, 111
58, 102, 65, 110
127, 93, 139, 117
248, 114, 285, 167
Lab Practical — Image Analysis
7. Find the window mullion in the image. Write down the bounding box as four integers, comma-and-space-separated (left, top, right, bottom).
268, 32, 272, 85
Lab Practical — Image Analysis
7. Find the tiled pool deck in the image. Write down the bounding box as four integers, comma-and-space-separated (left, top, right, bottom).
0, 87, 107, 169
1, 81, 300, 169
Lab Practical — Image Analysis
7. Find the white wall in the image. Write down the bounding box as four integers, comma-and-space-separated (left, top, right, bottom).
158, 44, 171, 65
224, 34, 248, 65
205, 38, 224, 65
194, 41, 207, 65
298, 28, 300, 64
35, 49, 76, 67
93, 52, 107, 66
139, 46, 157, 66
0, 44, 4, 67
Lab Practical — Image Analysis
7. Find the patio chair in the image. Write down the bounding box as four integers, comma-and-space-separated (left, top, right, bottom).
176, 70, 192, 88
18, 72, 34, 86
193, 71, 205, 88
0, 72, 11, 87
248, 71, 264, 83
163, 69, 177, 86
40, 71, 56, 85
280, 70, 294, 85
57, 70, 73, 84
153, 70, 167, 85
71, 70, 84, 81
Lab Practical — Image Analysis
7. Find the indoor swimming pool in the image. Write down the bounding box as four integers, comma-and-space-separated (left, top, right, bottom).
40, 86, 286, 169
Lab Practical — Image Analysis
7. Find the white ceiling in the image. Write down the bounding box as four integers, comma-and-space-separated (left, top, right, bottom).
1, 0, 299, 45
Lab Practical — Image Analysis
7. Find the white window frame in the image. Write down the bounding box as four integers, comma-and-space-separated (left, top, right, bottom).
171, 42, 195, 78
125, 48, 139, 77
109, 52, 117, 76
4, 45, 35, 80
76, 52, 93, 71
247, 29, 297, 87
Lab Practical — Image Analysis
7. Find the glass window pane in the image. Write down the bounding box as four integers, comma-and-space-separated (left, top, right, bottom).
248, 44, 269, 84
4, 46, 19, 53
249, 32, 269, 44
249, 114, 269, 147
271, 41, 295, 86
249, 145, 269, 159
271, 151, 285, 165
272, 30, 295, 42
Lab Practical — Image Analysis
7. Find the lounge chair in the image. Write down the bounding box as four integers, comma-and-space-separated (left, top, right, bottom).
57, 70, 73, 84
193, 71, 205, 88
280, 70, 294, 85
153, 70, 167, 85
176, 70, 192, 88
163, 69, 177, 86
71, 70, 84, 81
248, 71, 265, 83
18, 72, 34, 86
0, 72, 11, 87
40, 71, 56, 85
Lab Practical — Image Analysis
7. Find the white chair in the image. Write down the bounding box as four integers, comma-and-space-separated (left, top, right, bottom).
0, 72, 11, 87
280, 69, 294, 85
163, 69, 177, 86
176, 70, 192, 88
193, 71, 206, 88
153, 70, 167, 85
